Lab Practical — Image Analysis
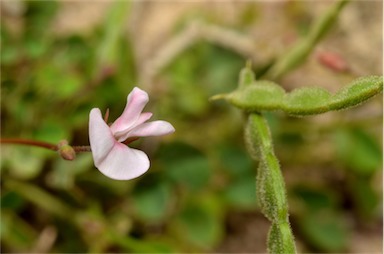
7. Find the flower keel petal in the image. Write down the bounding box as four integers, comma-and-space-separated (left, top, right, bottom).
96, 143, 150, 180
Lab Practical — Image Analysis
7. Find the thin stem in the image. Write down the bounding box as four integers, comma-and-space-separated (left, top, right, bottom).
0, 138, 92, 153
72, 146, 92, 153
0, 138, 58, 151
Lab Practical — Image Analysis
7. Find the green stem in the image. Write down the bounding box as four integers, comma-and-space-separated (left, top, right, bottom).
266, 0, 349, 80
246, 113, 296, 254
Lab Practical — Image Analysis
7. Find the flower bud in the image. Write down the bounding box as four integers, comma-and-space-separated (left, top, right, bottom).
57, 140, 76, 161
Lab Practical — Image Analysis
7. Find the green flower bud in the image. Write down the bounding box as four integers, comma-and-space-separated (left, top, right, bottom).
58, 140, 76, 161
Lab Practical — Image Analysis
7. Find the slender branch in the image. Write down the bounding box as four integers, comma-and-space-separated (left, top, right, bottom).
0, 138, 58, 151
0, 138, 92, 153
72, 146, 92, 153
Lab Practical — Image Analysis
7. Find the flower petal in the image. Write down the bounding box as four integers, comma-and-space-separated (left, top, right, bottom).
95, 142, 150, 180
89, 108, 115, 166
127, 121, 175, 138
114, 112, 153, 142
110, 87, 149, 134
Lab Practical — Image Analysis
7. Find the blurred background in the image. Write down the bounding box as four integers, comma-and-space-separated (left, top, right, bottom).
1, 1, 382, 253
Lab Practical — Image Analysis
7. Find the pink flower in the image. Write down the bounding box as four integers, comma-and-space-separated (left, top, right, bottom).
89, 87, 175, 180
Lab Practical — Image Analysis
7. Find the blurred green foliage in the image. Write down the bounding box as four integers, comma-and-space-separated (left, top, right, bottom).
1, 1, 382, 253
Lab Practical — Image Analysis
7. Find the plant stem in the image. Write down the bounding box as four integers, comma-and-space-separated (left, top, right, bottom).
266, 0, 349, 80
245, 113, 296, 253
0, 138, 58, 151
0, 138, 91, 153
72, 146, 92, 153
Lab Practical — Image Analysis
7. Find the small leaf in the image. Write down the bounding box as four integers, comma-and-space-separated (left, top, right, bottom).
299, 210, 348, 252
292, 185, 338, 211
334, 128, 382, 175
33, 119, 70, 143
131, 182, 173, 223
349, 176, 380, 219
218, 145, 253, 177
171, 196, 223, 250
166, 157, 211, 191
160, 142, 211, 191
223, 177, 257, 209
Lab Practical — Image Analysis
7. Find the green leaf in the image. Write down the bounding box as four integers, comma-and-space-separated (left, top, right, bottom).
292, 185, 338, 211
160, 142, 211, 191
131, 182, 173, 223
349, 176, 380, 219
299, 210, 348, 252
134, 239, 177, 253
218, 145, 253, 177
334, 128, 382, 175
33, 118, 70, 143
223, 177, 257, 209
166, 157, 211, 191
56, 74, 83, 99
171, 196, 223, 250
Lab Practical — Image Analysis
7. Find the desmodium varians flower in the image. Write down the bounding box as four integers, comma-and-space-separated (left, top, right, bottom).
89, 87, 175, 180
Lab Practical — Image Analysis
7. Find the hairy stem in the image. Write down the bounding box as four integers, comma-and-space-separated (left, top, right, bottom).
246, 113, 296, 254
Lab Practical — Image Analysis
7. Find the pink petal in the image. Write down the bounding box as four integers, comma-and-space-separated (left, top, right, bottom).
95, 142, 150, 180
110, 87, 149, 134
89, 108, 115, 166
114, 112, 153, 142
127, 121, 175, 138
